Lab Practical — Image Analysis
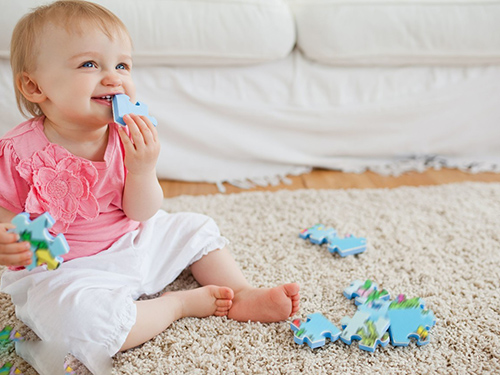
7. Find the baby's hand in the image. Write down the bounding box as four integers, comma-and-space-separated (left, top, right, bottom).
0, 223, 32, 267
117, 114, 160, 175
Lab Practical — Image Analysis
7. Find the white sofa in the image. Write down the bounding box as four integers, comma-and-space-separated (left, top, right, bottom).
2, 0, 500, 190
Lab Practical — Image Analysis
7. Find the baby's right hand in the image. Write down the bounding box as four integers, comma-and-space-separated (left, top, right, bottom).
0, 223, 32, 267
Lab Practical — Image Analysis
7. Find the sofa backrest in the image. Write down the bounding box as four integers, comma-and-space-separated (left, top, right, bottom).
1, 0, 500, 67
0, 0, 296, 66
289, 0, 500, 66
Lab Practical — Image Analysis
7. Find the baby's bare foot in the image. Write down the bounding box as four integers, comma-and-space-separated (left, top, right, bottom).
227, 283, 300, 323
162, 285, 234, 319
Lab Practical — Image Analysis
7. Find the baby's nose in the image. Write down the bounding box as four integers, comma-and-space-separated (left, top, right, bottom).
102, 71, 122, 86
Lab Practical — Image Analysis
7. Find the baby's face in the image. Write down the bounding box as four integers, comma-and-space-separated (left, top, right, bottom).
31, 22, 135, 128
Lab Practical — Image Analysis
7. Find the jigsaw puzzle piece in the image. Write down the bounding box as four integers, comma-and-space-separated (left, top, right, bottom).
0, 326, 23, 343
299, 224, 336, 245
361, 289, 391, 309
0, 362, 22, 375
10, 212, 69, 271
64, 363, 75, 375
0, 326, 13, 341
11, 213, 37, 269
291, 312, 341, 349
340, 311, 390, 352
36, 249, 62, 270
327, 235, 367, 257
112, 94, 157, 127
343, 280, 370, 299
387, 296, 436, 346
343, 279, 390, 306
358, 298, 392, 321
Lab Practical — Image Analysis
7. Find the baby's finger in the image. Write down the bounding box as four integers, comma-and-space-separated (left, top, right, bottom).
123, 114, 145, 148
0, 251, 33, 267
118, 126, 135, 153
0, 242, 32, 266
0, 228, 19, 244
134, 115, 155, 145
140, 116, 158, 143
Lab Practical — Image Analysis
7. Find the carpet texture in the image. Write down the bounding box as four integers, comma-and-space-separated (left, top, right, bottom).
1, 182, 499, 374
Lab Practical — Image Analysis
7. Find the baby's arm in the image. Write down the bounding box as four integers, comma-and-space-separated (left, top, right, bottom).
0, 206, 32, 267
118, 114, 163, 222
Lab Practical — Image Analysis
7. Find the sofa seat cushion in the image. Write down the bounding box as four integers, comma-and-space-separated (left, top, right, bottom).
1, 0, 296, 66
290, 0, 500, 66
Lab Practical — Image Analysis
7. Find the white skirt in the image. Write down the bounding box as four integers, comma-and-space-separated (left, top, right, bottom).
0, 210, 228, 375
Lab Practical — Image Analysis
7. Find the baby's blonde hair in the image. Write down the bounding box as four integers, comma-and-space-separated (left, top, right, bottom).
11, 0, 131, 118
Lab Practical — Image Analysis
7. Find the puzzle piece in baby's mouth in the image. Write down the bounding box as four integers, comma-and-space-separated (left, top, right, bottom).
112, 94, 157, 126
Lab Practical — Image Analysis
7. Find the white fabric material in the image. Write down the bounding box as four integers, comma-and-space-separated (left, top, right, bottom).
0, 210, 228, 375
1, 1, 500, 185
0, 0, 296, 66
291, 0, 500, 66
1, 54, 500, 184
129, 51, 500, 182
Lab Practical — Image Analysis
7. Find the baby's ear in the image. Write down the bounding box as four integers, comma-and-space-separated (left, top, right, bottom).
17, 72, 46, 103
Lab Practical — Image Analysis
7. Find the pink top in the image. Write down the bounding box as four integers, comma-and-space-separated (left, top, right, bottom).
0, 117, 139, 262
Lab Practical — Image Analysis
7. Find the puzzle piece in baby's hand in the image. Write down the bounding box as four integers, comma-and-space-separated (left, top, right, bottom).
327, 234, 367, 257
299, 224, 337, 245
387, 295, 436, 346
112, 94, 157, 127
340, 310, 390, 352
10, 212, 69, 271
290, 313, 341, 349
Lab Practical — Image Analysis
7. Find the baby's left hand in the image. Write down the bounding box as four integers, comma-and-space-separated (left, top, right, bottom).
118, 113, 160, 175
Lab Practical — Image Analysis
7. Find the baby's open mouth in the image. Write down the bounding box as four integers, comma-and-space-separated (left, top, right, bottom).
93, 95, 114, 102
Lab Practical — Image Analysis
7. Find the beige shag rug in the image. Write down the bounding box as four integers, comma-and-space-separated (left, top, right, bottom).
1, 182, 500, 374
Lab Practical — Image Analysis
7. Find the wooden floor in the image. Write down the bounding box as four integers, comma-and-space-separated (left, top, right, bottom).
159, 168, 500, 198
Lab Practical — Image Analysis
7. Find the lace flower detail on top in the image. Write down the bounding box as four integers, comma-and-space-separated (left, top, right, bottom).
17, 143, 99, 232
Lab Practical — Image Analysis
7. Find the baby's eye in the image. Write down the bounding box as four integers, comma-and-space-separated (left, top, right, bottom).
81, 61, 96, 68
116, 63, 129, 70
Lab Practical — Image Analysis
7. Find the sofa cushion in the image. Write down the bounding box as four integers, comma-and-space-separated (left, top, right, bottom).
0, 0, 296, 66
290, 0, 500, 66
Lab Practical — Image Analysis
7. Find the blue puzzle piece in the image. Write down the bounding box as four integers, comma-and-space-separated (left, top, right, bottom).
344, 280, 374, 299
0, 326, 23, 343
341, 281, 436, 350
358, 298, 392, 322
0, 362, 22, 375
343, 280, 390, 306
387, 297, 436, 346
10, 212, 69, 271
64, 363, 75, 375
340, 311, 390, 352
290, 313, 341, 349
112, 94, 157, 127
327, 235, 367, 257
299, 224, 336, 245
0, 325, 13, 341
